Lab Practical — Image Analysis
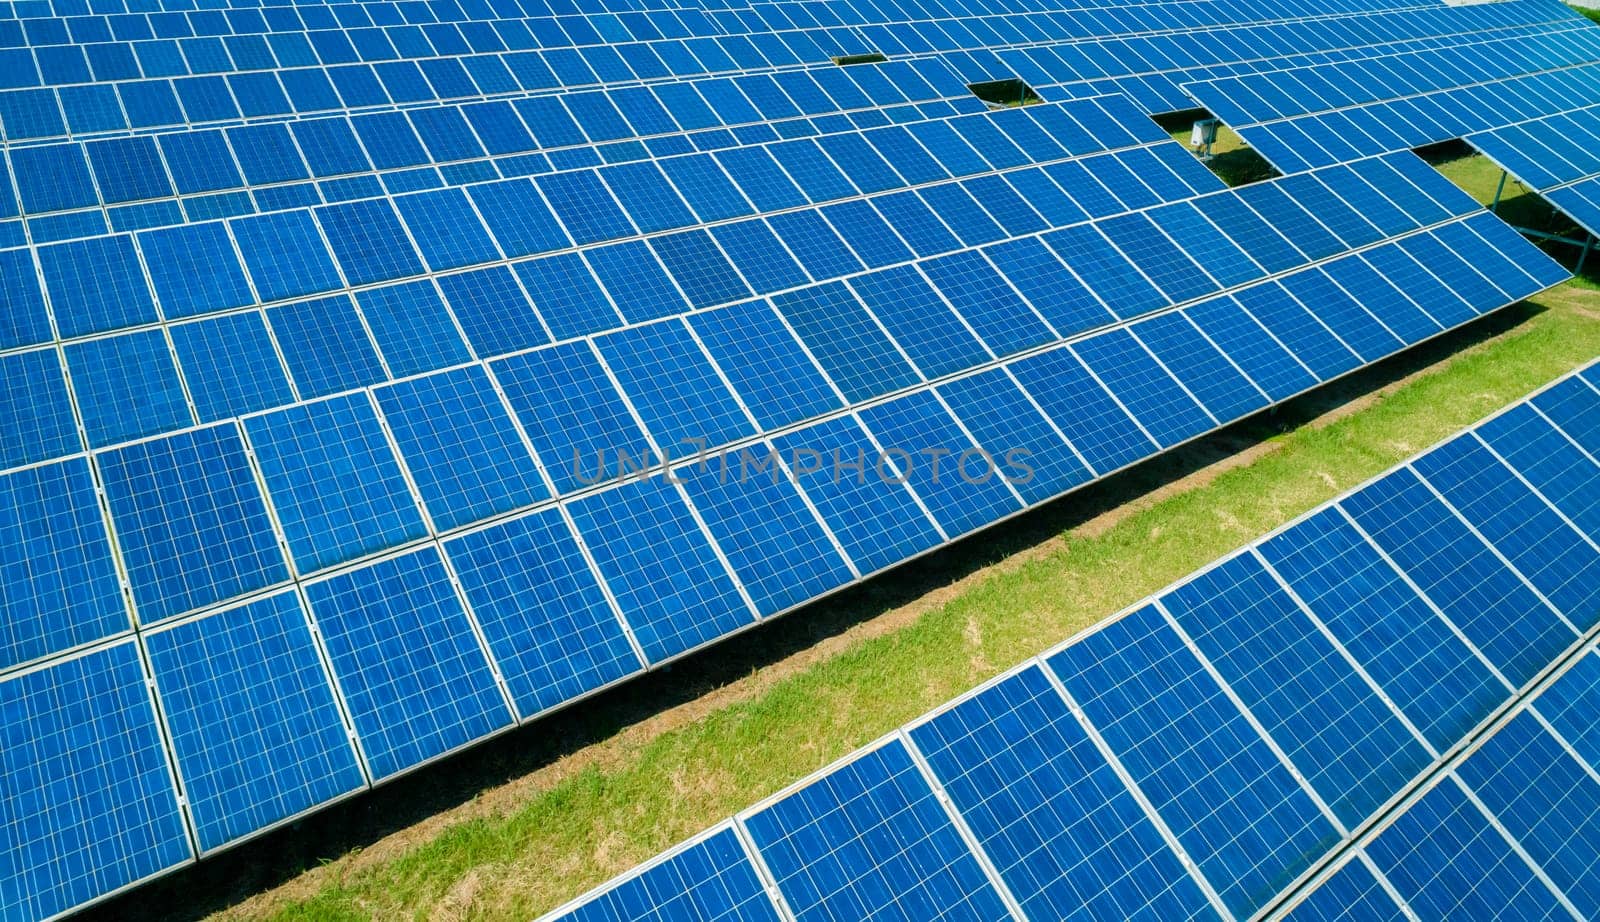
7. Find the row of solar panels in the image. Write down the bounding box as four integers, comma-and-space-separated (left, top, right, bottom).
534, 360, 1600, 922
1023, 8, 1583, 116
0, 98, 1211, 338
0, 0, 1530, 146
0, 109, 1506, 475
0, 55, 971, 217
0, 151, 1568, 918
0, 3, 1567, 246
0, 0, 1434, 55
0, 0, 1505, 98
1188, 24, 1600, 174
1465, 104, 1600, 242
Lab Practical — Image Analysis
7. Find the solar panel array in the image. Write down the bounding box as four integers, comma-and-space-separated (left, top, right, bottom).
0, 0, 1592, 914
1185, 23, 1600, 174
1466, 104, 1600, 239
541, 359, 1600, 922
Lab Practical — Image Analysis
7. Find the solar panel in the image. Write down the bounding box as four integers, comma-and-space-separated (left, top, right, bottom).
0, 0, 1593, 911
1186, 23, 1600, 175
546, 359, 1600, 921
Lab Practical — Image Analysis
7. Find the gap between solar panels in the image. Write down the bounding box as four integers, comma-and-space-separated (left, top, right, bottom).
536, 359, 1600, 921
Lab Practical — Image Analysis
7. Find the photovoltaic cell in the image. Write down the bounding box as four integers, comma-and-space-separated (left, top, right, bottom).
0, 642, 190, 921
1259, 507, 1506, 751
1050, 605, 1339, 918
1413, 433, 1600, 626
99, 424, 288, 622
909, 665, 1216, 921
245, 393, 428, 574
1340, 468, 1574, 688
856, 389, 1022, 539
304, 546, 511, 780
0, 459, 126, 672
445, 507, 639, 719
568, 475, 752, 663
1164, 554, 1431, 828
679, 443, 855, 617
145, 591, 364, 852
1457, 712, 1600, 915
1366, 777, 1567, 920
1282, 856, 1408, 921
771, 415, 943, 576
374, 365, 549, 532
551, 827, 779, 922
743, 739, 1012, 922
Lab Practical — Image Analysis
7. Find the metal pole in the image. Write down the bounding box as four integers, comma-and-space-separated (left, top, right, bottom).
1491, 170, 1507, 213
1579, 235, 1594, 275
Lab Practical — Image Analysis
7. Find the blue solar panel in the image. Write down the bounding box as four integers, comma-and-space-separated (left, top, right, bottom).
144, 590, 365, 852
99, 423, 288, 622
0, 458, 126, 672
1532, 374, 1600, 458
493, 341, 657, 496
908, 665, 1217, 921
1131, 312, 1268, 425
266, 294, 388, 399
1258, 507, 1507, 751
1071, 329, 1216, 449
938, 366, 1092, 504
856, 388, 1022, 539
1050, 604, 1339, 917
0, 642, 191, 920
138, 222, 256, 319
66, 330, 193, 448
1531, 650, 1600, 772
568, 475, 753, 663
679, 443, 856, 617
772, 282, 921, 404
244, 392, 428, 574
0, 348, 80, 470
594, 319, 757, 456
1477, 405, 1600, 542
171, 312, 296, 423
551, 826, 781, 922
1366, 776, 1568, 919
688, 299, 845, 431
1163, 553, 1431, 828
1341, 468, 1575, 688
1282, 855, 1408, 920
770, 415, 944, 576
1413, 433, 1600, 626
1457, 711, 1600, 915
303, 546, 512, 780
743, 738, 1012, 922
446, 507, 639, 719
230, 210, 343, 302
5, 0, 1592, 903
374, 366, 549, 532
355, 281, 473, 380
852, 264, 990, 379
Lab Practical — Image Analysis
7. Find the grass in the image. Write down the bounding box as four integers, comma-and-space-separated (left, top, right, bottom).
92, 143, 1600, 922
1160, 113, 1278, 186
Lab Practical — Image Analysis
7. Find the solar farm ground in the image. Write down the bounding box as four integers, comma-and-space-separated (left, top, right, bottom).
80, 162, 1600, 922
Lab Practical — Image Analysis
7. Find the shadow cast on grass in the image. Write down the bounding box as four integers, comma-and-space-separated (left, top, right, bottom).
82, 300, 1544, 922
